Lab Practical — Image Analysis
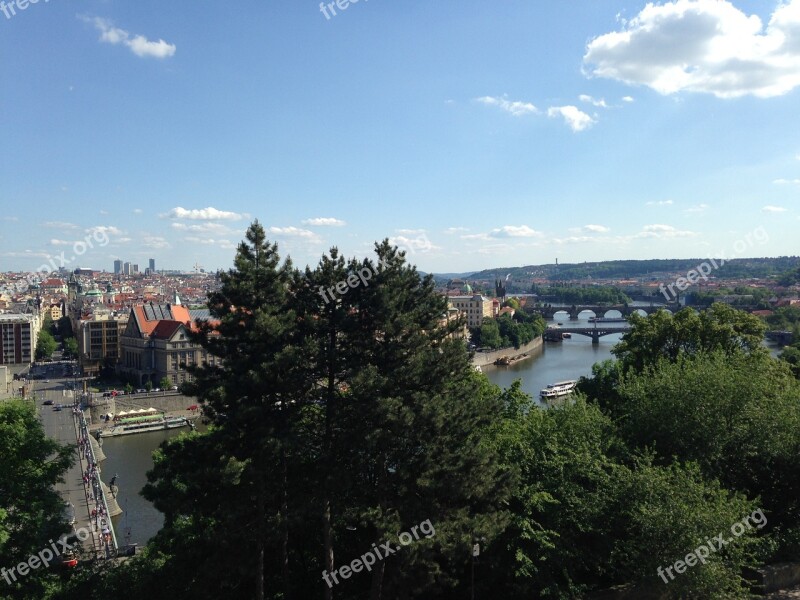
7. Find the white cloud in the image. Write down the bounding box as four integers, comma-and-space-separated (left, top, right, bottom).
762, 205, 788, 212
443, 227, 469, 234
164, 206, 244, 221
396, 228, 426, 235
142, 235, 170, 249
685, 203, 709, 213
579, 94, 609, 108
85, 17, 176, 59
622, 96, 635, 102
584, 0, 800, 99
49, 239, 73, 246
389, 234, 439, 254
475, 95, 539, 116
86, 225, 123, 237
636, 224, 697, 238
646, 199, 674, 206
490, 225, 543, 238
184, 236, 235, 249
171, 222, 235, 234
268, 226, 319, 239
302, 217, 346, 227
582, 224, 611, 233
133, 208, 143, 214
546, 106, 596, 132
774, 178, 800, 184
42, 221, 80, 230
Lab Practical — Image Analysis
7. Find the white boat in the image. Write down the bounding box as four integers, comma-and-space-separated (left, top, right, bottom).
540, 380, 578, 400
96, 416, 190, 438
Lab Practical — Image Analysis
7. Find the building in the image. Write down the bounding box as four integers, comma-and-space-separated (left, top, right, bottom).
132, 264, 139, 274
77, 310, 128, 377
118, 299, 218, 387
0, 313, 40, 374
114, 259, 123, 275
447, 291, 494, 328
123, 262, 131, 276
149, 258, 156, 273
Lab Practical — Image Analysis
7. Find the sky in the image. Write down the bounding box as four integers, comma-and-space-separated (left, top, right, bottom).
1, 0, 799, 275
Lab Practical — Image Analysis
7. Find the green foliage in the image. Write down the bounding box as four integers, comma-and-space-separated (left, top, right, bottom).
0, 401, 74, 600
124, 383, 133, 394
534, 285, 631, 305
473, 309, 546, 349
159, 377, 172, 390
62, 338, 78, 360
56, 316, 73, 338
766, 306, 800, 330
612, 303, 767, 373
144, 380, 153, 392
476, 319, 502, 349
35, 329, 57, 361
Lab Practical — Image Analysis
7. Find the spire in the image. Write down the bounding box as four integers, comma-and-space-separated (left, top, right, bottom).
173, 290, 182, 306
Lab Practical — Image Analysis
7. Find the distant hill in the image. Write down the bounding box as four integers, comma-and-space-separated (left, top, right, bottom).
432, 256, 800, 283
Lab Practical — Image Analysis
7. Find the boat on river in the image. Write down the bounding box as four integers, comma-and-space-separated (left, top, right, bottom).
96, 414, 191, 438
540, 380, 578, 400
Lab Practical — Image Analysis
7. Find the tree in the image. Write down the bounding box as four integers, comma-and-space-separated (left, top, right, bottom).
159, 377, 172, 390
612, 303, 767, 374
124, 383, 133, 394
0, 400, 74, 600
35, 329, 57, 361
63, 337, 78, 360
477, 320, 502, 349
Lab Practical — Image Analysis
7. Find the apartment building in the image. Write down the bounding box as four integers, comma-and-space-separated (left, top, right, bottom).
0, 313, 40, 374
77, 309, 129, 377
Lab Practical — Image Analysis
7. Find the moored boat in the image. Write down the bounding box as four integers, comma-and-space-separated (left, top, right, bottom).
96, 415, 191, 438
540, 380, 578, 400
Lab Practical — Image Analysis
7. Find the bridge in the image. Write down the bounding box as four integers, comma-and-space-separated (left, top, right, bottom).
532, 303, 681, 320
544, 324, 632, 345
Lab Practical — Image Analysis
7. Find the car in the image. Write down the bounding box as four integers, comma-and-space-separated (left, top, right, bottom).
136, 389, 146, 394
53, 406, 62, 412
171, 385, 179, 391
43, 400, 54, 406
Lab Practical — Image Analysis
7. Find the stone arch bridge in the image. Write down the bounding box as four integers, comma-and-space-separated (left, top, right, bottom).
533, 303, 682, 320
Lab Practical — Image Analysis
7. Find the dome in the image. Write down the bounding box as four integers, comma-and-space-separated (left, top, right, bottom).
462, 282, 473, 294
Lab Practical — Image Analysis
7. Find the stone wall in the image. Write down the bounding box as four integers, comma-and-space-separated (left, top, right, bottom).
471, 336, 543, 368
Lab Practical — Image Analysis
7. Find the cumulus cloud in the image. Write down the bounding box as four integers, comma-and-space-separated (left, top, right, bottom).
546, 106, 596, 132
475, 95, 539, 116
622, 96, 635, 102
582, 224, 611, 233
584, 0, 800, 99
164, 207, 244, 221
302, 217, 346, 227
685, 203, 710, 213
83, 17, 176, 59
762, 205, 788, 212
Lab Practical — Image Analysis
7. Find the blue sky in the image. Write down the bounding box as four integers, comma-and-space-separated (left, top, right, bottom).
1, 0, 799, 274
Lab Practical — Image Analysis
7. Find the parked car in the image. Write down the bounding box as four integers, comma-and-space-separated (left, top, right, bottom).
43, 400, 54, 406
136, 389, 146, 394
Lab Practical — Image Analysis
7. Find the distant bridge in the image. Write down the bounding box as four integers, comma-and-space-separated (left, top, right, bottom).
532, 303, 681, 320
544, 325, 632, 345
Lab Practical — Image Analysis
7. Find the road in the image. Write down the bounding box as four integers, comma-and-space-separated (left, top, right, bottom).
32, 363, 104, 558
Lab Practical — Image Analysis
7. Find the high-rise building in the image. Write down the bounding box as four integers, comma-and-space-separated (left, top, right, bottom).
123, 262, 131, 276
149, 258, 156, 273
113, 259, 122, 275
132, 264, 139, 274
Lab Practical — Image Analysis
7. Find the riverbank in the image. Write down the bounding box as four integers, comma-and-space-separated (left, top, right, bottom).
472, 336, 543, 368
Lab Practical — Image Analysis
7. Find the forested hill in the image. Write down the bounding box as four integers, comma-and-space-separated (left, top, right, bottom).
444, 256, 800, 282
